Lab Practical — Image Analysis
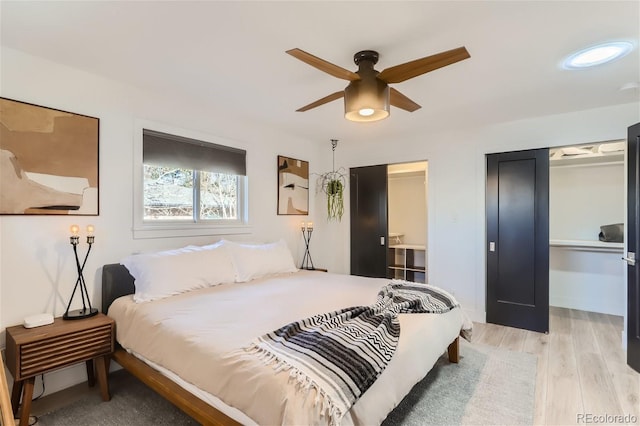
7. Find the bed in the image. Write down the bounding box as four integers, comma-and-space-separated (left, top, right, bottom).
101, 241, 470, 426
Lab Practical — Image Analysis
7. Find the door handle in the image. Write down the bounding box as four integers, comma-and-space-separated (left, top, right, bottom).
380, 236, 385, 246
623, 252, 636, 266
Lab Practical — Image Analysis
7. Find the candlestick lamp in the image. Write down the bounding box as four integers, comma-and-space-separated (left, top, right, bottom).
300, 221, 315, 270
64, 224, 98, 320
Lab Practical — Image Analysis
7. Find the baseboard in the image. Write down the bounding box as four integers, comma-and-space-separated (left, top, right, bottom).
463, 308, 485, 324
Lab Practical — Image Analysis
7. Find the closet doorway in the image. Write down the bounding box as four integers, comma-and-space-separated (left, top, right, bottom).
349, 161, 428, 281
549, 140, 626, 317
387, 162, 428, 283
486, 140, 627, 333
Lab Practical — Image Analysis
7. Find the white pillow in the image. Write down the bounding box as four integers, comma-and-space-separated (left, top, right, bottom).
121, 245, 207, 282
193, 241, 224, 251
121, 243, 235, 303
222, 239, 298, 282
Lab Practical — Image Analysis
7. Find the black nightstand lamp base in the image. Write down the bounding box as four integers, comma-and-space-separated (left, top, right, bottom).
63, 307, 99, 320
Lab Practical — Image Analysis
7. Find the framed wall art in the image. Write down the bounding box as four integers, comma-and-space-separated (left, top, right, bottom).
277, 155, 309, 215
0, 97, 99, 215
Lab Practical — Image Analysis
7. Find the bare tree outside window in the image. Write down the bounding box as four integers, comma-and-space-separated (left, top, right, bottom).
144, 165, 193, 220
200, 172, 238, 220
143, 165, 239, 221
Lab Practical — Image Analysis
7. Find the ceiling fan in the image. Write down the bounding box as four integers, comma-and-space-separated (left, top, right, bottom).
286, 47, 470, 122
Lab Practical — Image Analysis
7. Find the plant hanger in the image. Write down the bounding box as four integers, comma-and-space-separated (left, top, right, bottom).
316, 139, 347, 221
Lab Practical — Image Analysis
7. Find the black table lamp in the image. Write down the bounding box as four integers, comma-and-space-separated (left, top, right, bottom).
64, 224, 98, 320
300, 221, 315, 270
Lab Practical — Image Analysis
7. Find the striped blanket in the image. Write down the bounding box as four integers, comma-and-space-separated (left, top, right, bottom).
246, 280, 463, 425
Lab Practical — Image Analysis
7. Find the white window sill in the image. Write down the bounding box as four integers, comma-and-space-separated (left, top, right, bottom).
133, 224, 253, 239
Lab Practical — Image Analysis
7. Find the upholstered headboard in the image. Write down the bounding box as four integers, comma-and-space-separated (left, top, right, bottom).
101, 263, 136, 314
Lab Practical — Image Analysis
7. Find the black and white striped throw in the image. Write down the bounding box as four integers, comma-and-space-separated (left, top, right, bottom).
246, 280, 463, 425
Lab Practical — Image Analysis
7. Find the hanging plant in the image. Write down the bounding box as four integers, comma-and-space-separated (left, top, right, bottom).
318, 170, 346, 221
315, 140, 347, 221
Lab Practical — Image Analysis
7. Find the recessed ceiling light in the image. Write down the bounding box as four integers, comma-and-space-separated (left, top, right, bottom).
562, 41, 633, 69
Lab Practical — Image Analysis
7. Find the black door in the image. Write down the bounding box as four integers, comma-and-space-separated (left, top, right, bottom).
487, 149, 549, 333
350, 165, 388, 278
625, 122, 640, 373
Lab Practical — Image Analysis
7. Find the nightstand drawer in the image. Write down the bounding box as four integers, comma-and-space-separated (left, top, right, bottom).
19, 324, 112, 379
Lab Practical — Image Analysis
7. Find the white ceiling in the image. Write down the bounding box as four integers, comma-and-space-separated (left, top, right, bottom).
1, 1, 639, 145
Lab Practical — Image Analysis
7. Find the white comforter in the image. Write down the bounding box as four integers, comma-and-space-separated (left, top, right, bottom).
109, 271, 466, 425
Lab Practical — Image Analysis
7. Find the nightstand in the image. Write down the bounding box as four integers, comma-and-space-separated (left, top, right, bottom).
5, 313, 114, 425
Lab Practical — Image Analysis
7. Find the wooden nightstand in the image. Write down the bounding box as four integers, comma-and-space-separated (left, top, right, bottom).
5, 313, 114, 425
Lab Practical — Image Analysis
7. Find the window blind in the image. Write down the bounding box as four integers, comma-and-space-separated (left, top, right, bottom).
143, 129, 246, 176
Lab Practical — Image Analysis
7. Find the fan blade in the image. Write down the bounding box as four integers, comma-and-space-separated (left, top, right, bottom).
378, 47, 470, 84
389, 88, 421, 112
287, 48, 360, 81
296, 91, 344, 112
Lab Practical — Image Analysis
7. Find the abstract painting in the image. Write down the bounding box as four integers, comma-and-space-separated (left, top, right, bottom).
0, 98, 99, 215
277, 155, 308, 215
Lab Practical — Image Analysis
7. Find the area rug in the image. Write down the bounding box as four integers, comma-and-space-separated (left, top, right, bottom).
37, 341, 536, 426
382, 340, 537, 425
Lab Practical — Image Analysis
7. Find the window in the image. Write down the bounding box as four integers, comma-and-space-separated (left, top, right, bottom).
143, 166, 240, 221
134, 125, 249, 238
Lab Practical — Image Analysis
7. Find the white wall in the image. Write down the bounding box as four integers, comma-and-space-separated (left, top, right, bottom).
550, 248, 624, 315
388, 173, 427, 246
0, 47, 327, 395
550, 163, 624, 240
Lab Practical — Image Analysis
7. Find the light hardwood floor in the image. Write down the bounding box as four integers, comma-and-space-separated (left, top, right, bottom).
24, 307, 640, 425
473, 307, 639, 426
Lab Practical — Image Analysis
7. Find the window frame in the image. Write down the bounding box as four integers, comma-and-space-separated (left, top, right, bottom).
133, 120, 251, 239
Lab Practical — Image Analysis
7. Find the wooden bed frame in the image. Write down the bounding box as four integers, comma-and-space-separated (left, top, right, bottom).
101, 263, 459, 426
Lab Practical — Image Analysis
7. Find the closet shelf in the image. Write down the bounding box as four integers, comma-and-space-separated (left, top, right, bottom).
549, 141, 624, 168
550, 239, 623, 252
388, 245, 426, 283
388, 265, 426, 273
549, 156, 623, 168
389, 244, 426, 250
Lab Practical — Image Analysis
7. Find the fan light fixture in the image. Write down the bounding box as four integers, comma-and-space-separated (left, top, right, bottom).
563, 41, 633, 69
344, 73, 390, 122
